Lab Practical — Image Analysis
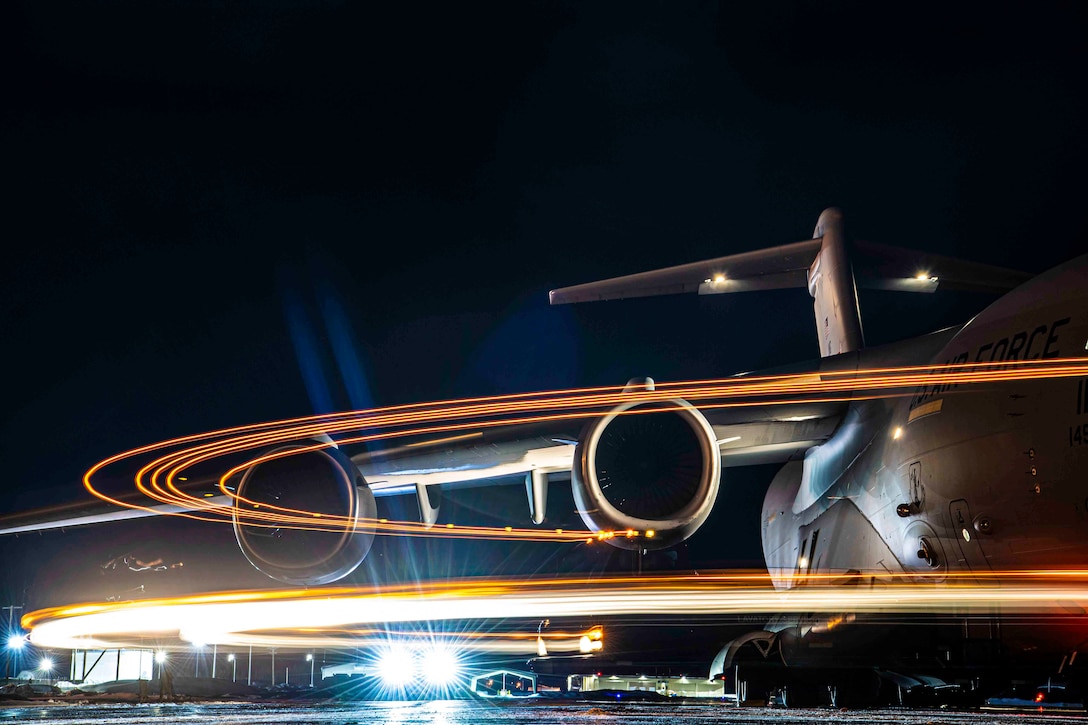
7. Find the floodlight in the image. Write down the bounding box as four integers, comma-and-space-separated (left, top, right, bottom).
422, 646, 460, 686
6, 634, 25, 650
155, 651, 167, 663
39, 657, 53, 672
376, 647, 415, 686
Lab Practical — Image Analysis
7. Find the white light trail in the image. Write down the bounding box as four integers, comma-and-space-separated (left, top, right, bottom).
25, 573, 1088, 651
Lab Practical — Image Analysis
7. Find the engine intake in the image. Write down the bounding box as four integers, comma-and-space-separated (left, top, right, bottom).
232, 441, 376, 586
571, 398, 720, 550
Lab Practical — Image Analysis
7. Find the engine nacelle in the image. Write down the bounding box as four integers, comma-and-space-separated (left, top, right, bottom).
571, 397, 721, 550
232, 441, 376, 586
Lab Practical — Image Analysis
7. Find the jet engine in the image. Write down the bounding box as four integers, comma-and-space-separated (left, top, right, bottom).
232, 440, 376, 586
571, 396, 721, 550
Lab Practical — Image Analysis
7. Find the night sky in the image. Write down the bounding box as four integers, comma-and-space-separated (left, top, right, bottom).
2, 2, 1087, 620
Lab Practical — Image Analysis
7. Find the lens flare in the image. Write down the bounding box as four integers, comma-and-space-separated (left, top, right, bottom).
422, 646, 460, 686
376, 647, 415, 686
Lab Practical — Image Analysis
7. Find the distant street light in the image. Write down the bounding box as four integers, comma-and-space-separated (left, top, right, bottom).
5, 633, 26, 680
306, 653, 314, 687
227, 653, 236, 682
2, 604, 24, 679
39, 656, 54, 683
155, 651, 166, 681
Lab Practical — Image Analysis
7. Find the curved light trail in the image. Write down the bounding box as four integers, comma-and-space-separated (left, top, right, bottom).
77, 357, 1088, 544
22, 361, 1088, 655
25, 571, 1088, 651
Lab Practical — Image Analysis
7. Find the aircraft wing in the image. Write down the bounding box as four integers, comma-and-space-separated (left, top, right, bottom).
852, 240, 1033, 293
547, 236, 1031, 304
0, 475, 236, 535
713, 415, 841, 468
352, 403, 843, 527
548, 239, 821, 304
0, 402, 843, 536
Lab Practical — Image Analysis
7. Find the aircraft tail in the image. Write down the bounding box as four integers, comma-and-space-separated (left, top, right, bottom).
548, 208, 1032, 358
808, 208, 863, 356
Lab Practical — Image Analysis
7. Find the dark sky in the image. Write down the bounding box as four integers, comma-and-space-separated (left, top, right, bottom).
2, 2, 1087, 612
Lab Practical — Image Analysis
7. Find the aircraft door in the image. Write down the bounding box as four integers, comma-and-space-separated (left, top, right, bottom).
949, 499, 991, 574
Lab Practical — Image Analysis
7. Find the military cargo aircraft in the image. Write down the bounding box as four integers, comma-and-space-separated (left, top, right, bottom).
4, 208, 1085, 705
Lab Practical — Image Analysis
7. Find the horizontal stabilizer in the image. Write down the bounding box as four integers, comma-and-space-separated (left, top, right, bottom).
548, 239, 821, 305
852, 240, 1032, 294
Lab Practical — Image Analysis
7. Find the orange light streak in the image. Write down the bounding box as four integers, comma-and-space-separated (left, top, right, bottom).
76, 358, 1088, 543
24, 570, 1088, 651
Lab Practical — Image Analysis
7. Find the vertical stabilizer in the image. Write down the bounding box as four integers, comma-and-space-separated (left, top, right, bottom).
807, 208, 864, 356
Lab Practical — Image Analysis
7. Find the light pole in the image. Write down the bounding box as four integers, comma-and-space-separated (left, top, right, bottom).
270, 649, 275, 688
212, 643, 217, 679
155, 651, 166, 682
306, 653, 314, 687
227, 653, 236, 682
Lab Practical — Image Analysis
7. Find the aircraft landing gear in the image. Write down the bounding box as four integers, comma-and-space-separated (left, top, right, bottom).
779, 682, 831, 708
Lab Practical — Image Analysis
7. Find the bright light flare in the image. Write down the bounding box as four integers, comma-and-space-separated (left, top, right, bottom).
39, 657, 53, 672
6, 634, 25, 650
376, 647, 415, 686
578, 635, 603, 653
422, 646, 460, 686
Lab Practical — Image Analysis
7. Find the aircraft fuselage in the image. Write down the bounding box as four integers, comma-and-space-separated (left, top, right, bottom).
764, 255, 1088, 587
